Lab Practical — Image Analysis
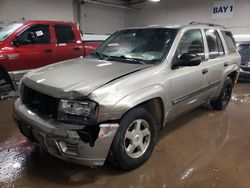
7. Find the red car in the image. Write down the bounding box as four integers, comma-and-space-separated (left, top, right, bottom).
0, 20, 101, 96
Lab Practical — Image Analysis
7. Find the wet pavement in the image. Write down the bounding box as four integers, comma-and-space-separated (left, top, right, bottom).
0, 83, 250, 188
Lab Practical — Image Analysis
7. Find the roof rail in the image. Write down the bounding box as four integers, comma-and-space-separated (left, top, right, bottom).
189, 21, 227, 29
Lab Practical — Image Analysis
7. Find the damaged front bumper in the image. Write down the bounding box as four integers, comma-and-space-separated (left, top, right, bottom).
13, 98, 119, 167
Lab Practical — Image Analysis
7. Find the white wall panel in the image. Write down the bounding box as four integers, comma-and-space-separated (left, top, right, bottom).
0, 0, 126, 35
80, 3, 126, 35
0, 0, 73, 27
125, 0, 250, 35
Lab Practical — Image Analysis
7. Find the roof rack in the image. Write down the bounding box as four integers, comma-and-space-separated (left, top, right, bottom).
189, 21, 227, 29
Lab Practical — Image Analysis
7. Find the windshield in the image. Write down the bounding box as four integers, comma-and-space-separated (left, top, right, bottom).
93, 28, 178, 64
0, 23, 24, 42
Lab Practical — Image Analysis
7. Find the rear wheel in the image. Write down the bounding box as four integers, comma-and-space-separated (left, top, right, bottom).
109, 107, 158, 170
210, 77, 233, 110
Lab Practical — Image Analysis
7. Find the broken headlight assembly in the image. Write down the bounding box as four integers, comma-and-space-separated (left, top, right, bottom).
58, 99, 99, 125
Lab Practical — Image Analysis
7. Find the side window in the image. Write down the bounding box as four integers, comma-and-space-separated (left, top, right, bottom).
221, 31, 236, 53
176, 29, 205, 59
205, 29, 225, 58
54, 24, 75, 44
17, 24, 50, 45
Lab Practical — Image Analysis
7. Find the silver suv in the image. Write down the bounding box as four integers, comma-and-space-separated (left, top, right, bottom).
13, 22, 240, 170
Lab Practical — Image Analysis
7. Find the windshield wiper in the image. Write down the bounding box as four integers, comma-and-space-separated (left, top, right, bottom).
93, 52, 111, 61
116, 55, 146, 65
92, 51, 104, 59
93, 52, 147, 65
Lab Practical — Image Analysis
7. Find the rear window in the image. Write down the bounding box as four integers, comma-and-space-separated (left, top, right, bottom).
54, 24, 75, 44
221, 31, 236, 53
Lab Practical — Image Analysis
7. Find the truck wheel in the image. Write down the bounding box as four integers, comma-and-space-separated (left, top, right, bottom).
109, 107, 158, 170
0, 68, 14, 95
210, 77, 233, 110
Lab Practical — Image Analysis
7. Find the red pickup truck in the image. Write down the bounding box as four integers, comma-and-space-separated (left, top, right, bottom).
0, 20, 101, 96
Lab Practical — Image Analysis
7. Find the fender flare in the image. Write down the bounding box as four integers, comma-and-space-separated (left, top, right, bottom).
113, 84, 167, 120
214, 65, 239, 98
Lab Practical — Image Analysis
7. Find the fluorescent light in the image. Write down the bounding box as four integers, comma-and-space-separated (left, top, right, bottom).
149, 0, 160, 2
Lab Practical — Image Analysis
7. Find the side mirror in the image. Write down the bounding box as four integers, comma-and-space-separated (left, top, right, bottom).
11, 38, 21, 47
12, 38, 32, 46
174, 53, 202, 68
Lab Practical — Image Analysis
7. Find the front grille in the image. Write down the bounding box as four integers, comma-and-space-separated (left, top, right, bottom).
22, 84, 59, 118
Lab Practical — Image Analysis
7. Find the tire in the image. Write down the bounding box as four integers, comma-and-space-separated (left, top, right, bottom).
109, 107, 158, 170
0, 68, 14, 95
210, 77, 233, 110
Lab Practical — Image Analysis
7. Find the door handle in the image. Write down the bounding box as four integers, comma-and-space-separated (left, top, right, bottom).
202, 68, 208, 74
73, 47, 81, 51
224, 62, 229, 67
43, 49, 53, 53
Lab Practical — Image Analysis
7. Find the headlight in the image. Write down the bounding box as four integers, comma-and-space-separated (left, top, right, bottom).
58, 99, 99, 125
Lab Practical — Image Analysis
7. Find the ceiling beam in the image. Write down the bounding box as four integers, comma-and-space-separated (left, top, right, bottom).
122, 0, 147, 6
81, 0, 139, 10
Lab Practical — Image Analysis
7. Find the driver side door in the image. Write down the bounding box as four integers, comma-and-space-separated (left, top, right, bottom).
10, 24, 55, 71
167, 29, 211, 120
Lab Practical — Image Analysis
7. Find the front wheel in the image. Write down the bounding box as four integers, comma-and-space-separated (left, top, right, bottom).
109, 107, 158, 170
0, 68, 14, 96
210, 77, 233, 110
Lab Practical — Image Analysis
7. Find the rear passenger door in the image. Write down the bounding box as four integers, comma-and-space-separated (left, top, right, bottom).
221, 30, 238, 67
53, 24, 83, 62
204, 29, 226, 92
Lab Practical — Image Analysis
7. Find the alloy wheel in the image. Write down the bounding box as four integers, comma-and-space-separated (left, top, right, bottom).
124, 119, 151, 159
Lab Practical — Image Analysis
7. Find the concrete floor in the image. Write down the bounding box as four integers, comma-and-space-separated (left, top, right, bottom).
0, 83, 250, 188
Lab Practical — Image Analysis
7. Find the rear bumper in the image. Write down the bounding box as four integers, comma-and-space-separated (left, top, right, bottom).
13, 98, 119, 167
239, 68, 250, 81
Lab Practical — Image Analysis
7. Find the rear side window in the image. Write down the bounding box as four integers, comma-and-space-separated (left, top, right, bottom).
54, 24, 75, 43
205, 29, 224, 58
176, 29, 205, 59
18, 24, 51, 44
221, 31, 236, 53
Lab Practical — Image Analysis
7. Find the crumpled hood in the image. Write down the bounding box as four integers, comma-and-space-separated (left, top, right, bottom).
23, 57, 149, 98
